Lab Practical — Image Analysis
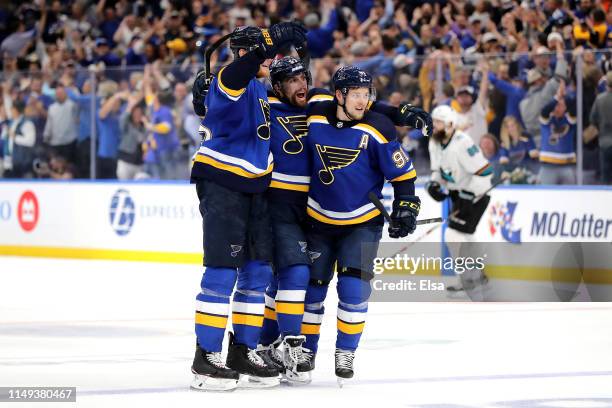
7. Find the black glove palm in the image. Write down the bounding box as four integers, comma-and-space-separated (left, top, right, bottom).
388, 195, 421, 238
398, 103, 433, 137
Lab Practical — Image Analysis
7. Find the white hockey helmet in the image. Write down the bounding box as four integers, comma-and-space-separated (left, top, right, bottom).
431, 104, 457, 129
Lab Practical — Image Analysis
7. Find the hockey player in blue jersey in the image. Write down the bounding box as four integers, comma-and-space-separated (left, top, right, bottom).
256, 58, 432, 384
302, 66, 422, 384
255, 56, 328, 384
189, 23, 307, 391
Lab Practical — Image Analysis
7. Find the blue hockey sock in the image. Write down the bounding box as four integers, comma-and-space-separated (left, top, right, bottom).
259, 274, 279, 346
195, 266, 237, 352
336, 275, 371, 351
302, 281, 329, 353
232, 260, 273, 349
276, 264, 309, 337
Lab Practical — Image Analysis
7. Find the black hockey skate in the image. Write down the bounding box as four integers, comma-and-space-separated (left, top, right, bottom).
281, 335, 312, 384
226, 332, 280, 388
256, 337, 284, 371
190, 342, 239, 391
334, 348, 355, 388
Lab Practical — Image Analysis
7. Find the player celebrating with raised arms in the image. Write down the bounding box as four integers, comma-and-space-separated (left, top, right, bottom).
301, 66, 423, 385
189, 23, 306, 392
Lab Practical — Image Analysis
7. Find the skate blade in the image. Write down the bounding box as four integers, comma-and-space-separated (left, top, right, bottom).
282, 371, 312, 386
337, 377, 348, 388
190, 374, 238, 392
237, 374, 280, 389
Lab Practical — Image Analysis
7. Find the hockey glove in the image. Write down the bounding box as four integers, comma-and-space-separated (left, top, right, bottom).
388, 195, 421, 238
192, 69, 209, 117
398, 103, 433, 137
425, 181, 448, 202
263, 22, 307, 58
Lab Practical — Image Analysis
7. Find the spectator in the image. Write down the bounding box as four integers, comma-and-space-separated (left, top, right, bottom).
66, 79, 98, 178
499, 116, 539, 174
43, 84, 78, 163
143, 64, 179, 179
589, 71, 612, 183
305, 7, 339, 58
488, 64, 526, 125
538, 81, 577, 184
1, 100, 36, 178
117, 93, 147, 180
454, 60, 490, 144
519, 41, 568, 142
479, 133, 504, 184
97, 83, 126, 179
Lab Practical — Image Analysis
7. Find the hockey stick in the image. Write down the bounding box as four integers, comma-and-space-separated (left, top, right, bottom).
204, 32, 233, 82
195, 32, 234, 118
367, 192, 443, 226
387, 176, 508, 255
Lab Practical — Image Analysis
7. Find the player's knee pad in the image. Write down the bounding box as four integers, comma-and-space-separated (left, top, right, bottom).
277, 264, 310, 291
338, 266, 374, 282
337, 275, 372, 306
237, 260, 273, 293
201, 267, 238, 297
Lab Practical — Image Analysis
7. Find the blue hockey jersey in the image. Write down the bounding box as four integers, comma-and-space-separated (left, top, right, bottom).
306, 101, 416, 226
191, 66, 273, 193
539, 111, 576, 165
268, 90, 333, 203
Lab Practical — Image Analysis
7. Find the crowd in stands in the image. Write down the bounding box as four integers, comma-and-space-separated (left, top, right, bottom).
0, 0, 611, 184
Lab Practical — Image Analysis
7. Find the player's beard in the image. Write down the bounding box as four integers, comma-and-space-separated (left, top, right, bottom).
287, 87, 307, 108
432, 129, 447, 143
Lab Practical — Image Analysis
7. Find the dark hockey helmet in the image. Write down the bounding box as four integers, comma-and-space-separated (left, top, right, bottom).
331, 66, 374, 98
270, 56, 311, 87
229, 26, 263, 57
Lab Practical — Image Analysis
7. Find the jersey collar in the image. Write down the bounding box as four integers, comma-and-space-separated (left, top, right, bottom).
324, 103, 360, 129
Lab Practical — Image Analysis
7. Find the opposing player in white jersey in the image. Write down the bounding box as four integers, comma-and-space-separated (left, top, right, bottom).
425, 105, 493, 292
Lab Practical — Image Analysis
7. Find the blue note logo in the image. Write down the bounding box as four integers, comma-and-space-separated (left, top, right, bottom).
489, 201, 521, 244
110, 189, 135, 236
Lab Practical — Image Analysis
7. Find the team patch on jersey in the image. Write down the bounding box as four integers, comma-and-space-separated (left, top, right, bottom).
467, 144, 479, 157
315, 144, 361, 185
278, 115, 308, 154
441, 169, 456, 183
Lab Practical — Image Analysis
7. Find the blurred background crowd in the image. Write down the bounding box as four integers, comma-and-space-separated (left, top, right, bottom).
0, 0, 611, 184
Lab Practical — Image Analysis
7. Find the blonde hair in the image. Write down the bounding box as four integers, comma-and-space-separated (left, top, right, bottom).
499, 116, 524, 149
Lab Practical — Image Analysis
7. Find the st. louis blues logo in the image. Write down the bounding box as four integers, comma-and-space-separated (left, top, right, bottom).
489, 201, 521, 244
279, 115, 308, 154
308, 250, 321, 261
257, 98, 271, 140
315, 144, 360, 185
230, 244, 243, 257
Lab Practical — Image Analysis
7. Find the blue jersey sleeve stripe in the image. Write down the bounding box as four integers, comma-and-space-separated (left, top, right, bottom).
390, 169, 417, 182
353, 123, 389, 144
217, 67, 246, 99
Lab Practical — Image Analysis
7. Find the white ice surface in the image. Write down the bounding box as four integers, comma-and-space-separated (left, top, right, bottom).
1, 257, 612, 408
